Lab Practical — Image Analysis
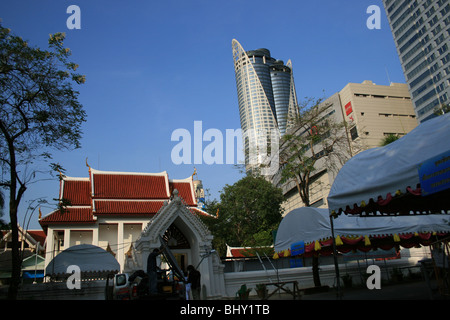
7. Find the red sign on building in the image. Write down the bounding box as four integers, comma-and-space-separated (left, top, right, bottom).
345, 101, 353, 116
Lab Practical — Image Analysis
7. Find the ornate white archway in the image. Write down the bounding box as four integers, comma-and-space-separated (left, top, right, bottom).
133, 190, 225, 299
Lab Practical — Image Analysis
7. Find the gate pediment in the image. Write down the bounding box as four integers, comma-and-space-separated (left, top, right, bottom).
135, 189, 212, 251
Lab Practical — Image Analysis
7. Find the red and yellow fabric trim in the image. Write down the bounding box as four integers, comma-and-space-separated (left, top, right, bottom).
273, 231, 449, 259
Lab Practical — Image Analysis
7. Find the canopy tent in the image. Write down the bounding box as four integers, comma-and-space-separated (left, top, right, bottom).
45, 244, 120, 276
327, 113, 450, 217
273, 207, 450, 258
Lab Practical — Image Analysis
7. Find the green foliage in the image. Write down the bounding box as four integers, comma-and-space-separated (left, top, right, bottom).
280, 97, 350, 207
0, 219, 11, 230
201, 175, 284, 256
380, 134, 399, 146
0, 25, 86, 155
0, 22, 87, 194
0, 23, 86, 299
434, 103, 450, 116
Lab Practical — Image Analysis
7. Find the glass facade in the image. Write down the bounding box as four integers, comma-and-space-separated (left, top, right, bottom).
271, 61, 295, 135
232, 39, 299, 168
383, 0, 450, 123
232, 41, 299, 135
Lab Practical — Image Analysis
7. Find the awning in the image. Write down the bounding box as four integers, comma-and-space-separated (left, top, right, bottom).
22, 271, 45, 279
273, 207, 450, 258
327, 113, 450, 217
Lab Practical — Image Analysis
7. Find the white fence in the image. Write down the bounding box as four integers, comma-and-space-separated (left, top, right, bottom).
11, 280, 107, 300
222, 249, 428, 298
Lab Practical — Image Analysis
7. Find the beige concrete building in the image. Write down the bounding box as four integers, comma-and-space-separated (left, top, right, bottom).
340, 80, 418, 151
272, 80, 418, 214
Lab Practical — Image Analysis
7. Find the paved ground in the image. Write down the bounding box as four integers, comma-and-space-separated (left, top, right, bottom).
302, 281, 438, 300
244, 280, 449, 319
254, 279, 449, 300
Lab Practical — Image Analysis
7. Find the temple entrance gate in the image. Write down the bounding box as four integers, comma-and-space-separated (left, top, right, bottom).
132, 190, 226, 299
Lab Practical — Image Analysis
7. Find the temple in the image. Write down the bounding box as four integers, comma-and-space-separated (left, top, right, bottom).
39, 166, 226, 298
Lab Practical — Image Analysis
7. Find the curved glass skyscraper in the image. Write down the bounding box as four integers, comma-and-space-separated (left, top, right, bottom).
271, 59, 299, 135
232, 39, 299, 136
232, 39, 299, 170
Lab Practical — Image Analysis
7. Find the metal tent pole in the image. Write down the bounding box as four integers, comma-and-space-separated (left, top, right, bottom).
330, 214, 342, 299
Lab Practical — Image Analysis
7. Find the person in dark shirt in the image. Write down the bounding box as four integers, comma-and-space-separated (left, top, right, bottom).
147, 248, 162, 294
186, 265, 201, 300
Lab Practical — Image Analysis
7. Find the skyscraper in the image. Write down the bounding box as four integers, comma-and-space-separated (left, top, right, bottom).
382, 0, 450, 123
231, 39, 299, 169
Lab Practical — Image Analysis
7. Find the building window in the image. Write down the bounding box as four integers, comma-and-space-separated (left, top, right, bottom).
350, 126, 358, 140
438, 43, 448, 55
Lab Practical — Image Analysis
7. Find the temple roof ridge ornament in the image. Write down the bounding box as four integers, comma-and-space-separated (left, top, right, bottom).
89, 167, 169, 177
169, 176, 194, 182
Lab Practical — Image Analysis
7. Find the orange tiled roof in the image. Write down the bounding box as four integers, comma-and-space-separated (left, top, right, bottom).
94, 200, 164, 215
1, 229, 47, 245
189, 207, 215, 218
27, 230, 47, 244
92, 173, 169, 199
61, 179, 91, 206
228, 247, 274, 258
40, 207, 95, 225
170, 181, 196, 206
40, 168, 206, 230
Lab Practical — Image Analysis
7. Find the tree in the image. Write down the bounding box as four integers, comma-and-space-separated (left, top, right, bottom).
0, 190, 8, 229
280, 97, 353, 207
201, 175, 284, 257
0, 190, 4, 217
380, 133, 399, 146
279, 97, 354, 287
434, 103, 450, 116
0, 24, 86, 299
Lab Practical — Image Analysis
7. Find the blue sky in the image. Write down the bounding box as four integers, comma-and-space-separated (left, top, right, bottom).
0, 0, 406, 229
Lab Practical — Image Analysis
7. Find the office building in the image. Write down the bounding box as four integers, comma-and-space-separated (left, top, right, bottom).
382, 0, 450, 122
340, 80, 418, 150
270, 80, 418, 214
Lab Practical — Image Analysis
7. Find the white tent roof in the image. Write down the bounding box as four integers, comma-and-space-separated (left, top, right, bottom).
327, 113, 450, 216
274, 207, 450, 253
45, 244, 120, 275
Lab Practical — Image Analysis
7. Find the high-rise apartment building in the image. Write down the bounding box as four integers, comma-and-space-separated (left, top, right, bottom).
382, 0, 450, 123
232, 39, 299, 168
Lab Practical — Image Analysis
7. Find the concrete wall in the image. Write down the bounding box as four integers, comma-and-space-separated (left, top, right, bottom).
222, 250, 428, 298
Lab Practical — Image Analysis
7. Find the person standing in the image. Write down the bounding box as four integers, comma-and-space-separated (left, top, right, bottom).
147, 248, 162, 295
186, 265, 201, 300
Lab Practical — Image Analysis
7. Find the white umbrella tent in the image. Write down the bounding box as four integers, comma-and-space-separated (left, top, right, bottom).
273, 114, 450, 259
274, 207, 450, 258
327, 113, 450, 217
45, 244, 120, 278
325, 113, 450, 295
